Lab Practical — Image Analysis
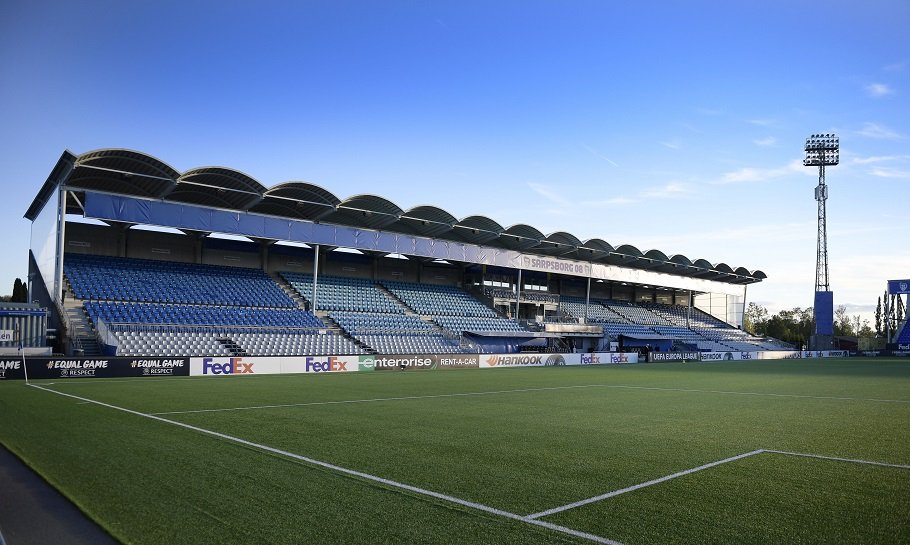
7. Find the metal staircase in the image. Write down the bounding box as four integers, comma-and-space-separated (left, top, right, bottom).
62, 282, 103, 356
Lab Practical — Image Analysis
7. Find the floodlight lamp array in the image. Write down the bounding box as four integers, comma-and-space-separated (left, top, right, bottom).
804, 133, 839, 166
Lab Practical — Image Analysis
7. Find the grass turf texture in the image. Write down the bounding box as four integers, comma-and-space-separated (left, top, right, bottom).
0, 358, 907, 544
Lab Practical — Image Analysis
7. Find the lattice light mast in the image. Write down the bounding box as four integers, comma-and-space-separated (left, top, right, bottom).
804, 133, 839, 340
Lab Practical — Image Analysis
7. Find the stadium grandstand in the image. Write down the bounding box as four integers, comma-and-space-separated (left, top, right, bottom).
23, 148, 794, 357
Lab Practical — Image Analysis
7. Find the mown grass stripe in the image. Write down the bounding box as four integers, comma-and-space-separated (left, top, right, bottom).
29, 384, 625, 545
526, 450, 767, 520
149, 382, 910, 416
149, 384, 615, 415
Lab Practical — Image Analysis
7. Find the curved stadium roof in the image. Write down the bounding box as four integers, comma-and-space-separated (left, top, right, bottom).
30, 148, 766, 284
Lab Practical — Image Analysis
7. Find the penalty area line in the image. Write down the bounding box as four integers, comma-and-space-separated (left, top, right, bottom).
28, 384, 625, 545
764, 449, 910, 470
526, 449, 766, 520
528, 447, 910, 521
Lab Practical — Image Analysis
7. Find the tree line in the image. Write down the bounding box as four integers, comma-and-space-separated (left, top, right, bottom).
744, 295, 900, 345
1, 278, 28, 303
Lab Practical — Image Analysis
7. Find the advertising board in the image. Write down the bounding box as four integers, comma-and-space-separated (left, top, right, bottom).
282, 355, 361, 374
191, 356, 277, 376
191, 356, 363, 376
648, 352, 700, 362
605, 353, 639, 364
0, 359, 23, 380
436, 354, 480, 370
1, 357, 189, 380
478, 352, 625, 368
479, 353, 553, 368
371, 354, 438, 371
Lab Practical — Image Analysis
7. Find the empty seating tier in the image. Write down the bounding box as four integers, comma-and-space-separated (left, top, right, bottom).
382, 281, 498, 318
330, 311, 467, 354
558, 296, 628, 323
66, 254, 295, 307
281, 273, 401, 313
433, 315, 527, 334
112, 329, 364, 357
84, 301, 324, 329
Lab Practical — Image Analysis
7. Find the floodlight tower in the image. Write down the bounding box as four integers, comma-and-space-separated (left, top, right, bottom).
804, 133, 839, 347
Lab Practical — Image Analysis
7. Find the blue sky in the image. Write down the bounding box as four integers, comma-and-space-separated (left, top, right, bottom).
1, 1, 908, 323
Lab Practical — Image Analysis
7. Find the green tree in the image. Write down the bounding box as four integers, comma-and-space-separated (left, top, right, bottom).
834, 305, 854, 336
875, 296, 883, 337
857, 319, 874, 338
744, 302, 768, 335
11, 278, 27, 303
763, 306, 814, 347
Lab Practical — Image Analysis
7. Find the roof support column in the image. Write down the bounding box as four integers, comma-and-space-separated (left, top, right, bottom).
193, 234, 203, 264
686, 291, 692, 330
54, 187, 66, 306
584, 267, 592, 325
741, 285, 748, 330
514, 268, 522, 321
311, 244, 320, 313
116, 223, 128, 258
259, 242, 267, 272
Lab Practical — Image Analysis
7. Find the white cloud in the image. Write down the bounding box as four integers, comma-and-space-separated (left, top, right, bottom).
659, 140, 681, 150
528, 182, 571, 206
581, 144, 619, 167
639, 182, 692, 199
582, 196, 637, 207
856, 122, 903, 140
752, 136, 777, 147
864, 83, 894, 97
884, 61, 906, 72
869, 167, 910, 179
851, 155, 910, 165
747, 119, 777, 127
575, 181, 693, 209
714, 159, 807, 184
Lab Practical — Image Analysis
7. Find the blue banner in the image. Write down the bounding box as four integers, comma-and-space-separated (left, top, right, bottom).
814, 291, 834, 335
84, 192, 520, 270
888, 280, 910, 295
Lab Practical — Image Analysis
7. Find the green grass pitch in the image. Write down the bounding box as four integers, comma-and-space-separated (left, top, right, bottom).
1, 358, 908, 544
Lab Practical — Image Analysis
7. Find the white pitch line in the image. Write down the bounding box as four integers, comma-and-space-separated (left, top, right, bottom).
29, 384, 625, 545
526, 449, 767, 520
764, 449, 910, 470
527, 448, 910, 521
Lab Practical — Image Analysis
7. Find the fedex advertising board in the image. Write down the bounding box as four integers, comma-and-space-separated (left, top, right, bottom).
281, 355, 360, 374
572, 352, 639, 365
191, 356, 274, 376
191, 356, 362, 376
605, 353, 639, 364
